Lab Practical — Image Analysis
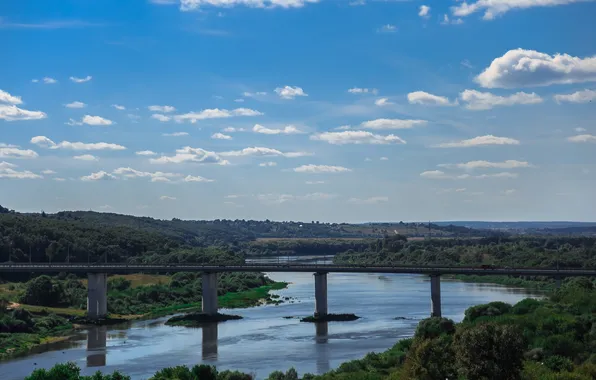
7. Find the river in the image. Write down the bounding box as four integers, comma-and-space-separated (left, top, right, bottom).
0, 257, 542, 380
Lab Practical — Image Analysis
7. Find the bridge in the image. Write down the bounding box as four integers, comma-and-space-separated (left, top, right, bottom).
2, 263, 594, 320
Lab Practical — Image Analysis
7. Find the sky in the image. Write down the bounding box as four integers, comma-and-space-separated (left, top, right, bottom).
1, 0, 596, 223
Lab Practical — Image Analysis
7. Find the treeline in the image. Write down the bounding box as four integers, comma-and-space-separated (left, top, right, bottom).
333, 235, 596, 269
241, 239, 372, 257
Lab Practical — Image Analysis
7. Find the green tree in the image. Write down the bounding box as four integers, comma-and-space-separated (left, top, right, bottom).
20, 275, 63, 307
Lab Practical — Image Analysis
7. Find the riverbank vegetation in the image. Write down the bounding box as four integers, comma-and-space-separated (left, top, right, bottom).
165, 312, 243, 327
25, 279, 596, 379
300, 313, 360, 323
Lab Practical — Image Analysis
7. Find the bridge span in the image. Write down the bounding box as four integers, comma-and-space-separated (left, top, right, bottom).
1, 263, 594, 320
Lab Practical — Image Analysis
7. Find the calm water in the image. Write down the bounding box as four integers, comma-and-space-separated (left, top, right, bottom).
0, 258, 541, 380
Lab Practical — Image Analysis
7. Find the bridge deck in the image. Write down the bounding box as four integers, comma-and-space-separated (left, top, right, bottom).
0, 263, 595, 277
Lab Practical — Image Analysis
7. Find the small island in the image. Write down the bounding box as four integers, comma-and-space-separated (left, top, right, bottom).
165, 312, 242, 327
300, 313, 360, 322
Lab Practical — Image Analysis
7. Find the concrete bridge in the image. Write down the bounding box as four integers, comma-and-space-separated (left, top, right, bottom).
1, 263, 594, 320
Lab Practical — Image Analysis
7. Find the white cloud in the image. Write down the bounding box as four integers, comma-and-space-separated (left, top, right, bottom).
53, 177, 66, 181
554, 89, 596, 104
378, 24, 397, 33
127, 114, 141, 123
73, 154, 99, 161
0, 105, 47, 121
438, 160, 533, 170
220, 147, 311, 158
252, 124, 304, 135
503, 189, 517, 195
575, 127, 587, 132
148, 105, 176, 113
112, 104, 126, 110
243, 91, 267, 97
81, 171, 116, 181
420, 170, 518, 179
163, 132, 189, 137
407, 91, 456, 106
212, 133, 231, 140
234, 98, 244, 103
84, 115, 113, 126
461, 59, 474, 69
348, 88, 378, 95
70, 75, 92, 83
0, 163, 42, 179
112, 167, 183, 182
223, 127, 246, 133
476, 48, 596, 89
160, 195, 176, 200
65, 101, 86, 108
0, 89, 23, 105
452, 0, 591, 20
31, 135, 127, 151
311, 131, 406, 145
179, 0, 319, 11
174, 108, 262, 123
256, 192, 336, 204
306, 180, 325, 184
335, 125, 351, 130
361, 118, 427, 129
460, 89, 543, 110
441, 14, 464, 25
0, 161, 17, 169
41, 169, 56, 174
567, 134, 596, 143
136, 150, 157, 156
349, 196, 389, 204
150, 147, 230, 165
42, 77, 57, 84
259, 161, 277, 167
274, 86, 308, 99
293, 164, 352, 173
433, 135, 520, 148
418, 5, 430, 18
184, 175, 214, 183
151, 114, 171, 122
380, 157, 389, 161
0, 147, 39, 159
374, 98, 393, 106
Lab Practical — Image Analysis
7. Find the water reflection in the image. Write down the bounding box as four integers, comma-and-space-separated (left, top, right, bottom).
202, 323, 218, 360
314, 322, 330, 374
87, 326, 107, 367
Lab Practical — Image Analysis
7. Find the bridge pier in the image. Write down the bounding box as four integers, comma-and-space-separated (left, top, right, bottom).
555, 277, 562, 289
430, 274, 441, 317
202, 272, 218, 315
87, 273, 107, 319
314, 272, 328, 317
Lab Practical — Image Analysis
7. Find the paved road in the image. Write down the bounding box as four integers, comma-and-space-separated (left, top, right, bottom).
0, 263, 595, 277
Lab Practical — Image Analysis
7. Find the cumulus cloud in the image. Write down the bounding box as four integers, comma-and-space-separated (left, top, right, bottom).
163, 132, 189, 137
81, 171, 116, 181
348, 88, 378, 95
179, 0, 319, 11
311, 131, 406, 145
293, 164, 352, 173
65, 101, 86, 108
42, 77, 57, 84
252, 124, 304, 135
476, 48, 596, 89
0, 89, 23, 105
441, 14, 464, 25
0, 105, 47, 121
70, 75, 92, 83
0, 147, 39, 159
112, 167, 184, 182
259, 161, 277, 167
160, 195, 176, 200
212, 133, 232, 140
152, 114, 171, 122
112, 104, 126, 110
460, 89, 543, 110
407, 91, 456, 106
150, 147, 230, 165
554, 89, 596, 104
348, 196, 389, 204
567, 134, 596, 143
148, 105, 176, 113
31, 136, 127, 151
361, 118, 427, 129
374, 98, 393, 106
433, 135, 520, 148
306, 180, 325, 184
174, 108, 262, 123
418, 5, 431, 18
274, 86, 308, 99
243, 91, 267, 97
420, 170, 518, 179
452, 0, 590, 20
73, 154, 99, 161
438, 160, 533, 170
219, 147, 311, 158
0, 162, 42, 179
378, 24, 397, 33
222, 127, 246, 133
135, 150, 157, 156
41, 169, 56, 175
184, 175, 214, 182
68, 115, 113, 126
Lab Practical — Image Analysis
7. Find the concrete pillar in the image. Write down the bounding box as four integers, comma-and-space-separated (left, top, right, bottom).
87, 273, 108, 319
202, 272, 218, 315
87, 326, 107, 367
555, 277, 562, 289
314, 272, 328, 317
430, 274, 442, 318
202, 323, 218, 360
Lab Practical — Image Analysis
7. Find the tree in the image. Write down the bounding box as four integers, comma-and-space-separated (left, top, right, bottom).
402, 335, 456, 380
454, 323, 526, 380
46, 241, 58, 263
20, 275, 63, 307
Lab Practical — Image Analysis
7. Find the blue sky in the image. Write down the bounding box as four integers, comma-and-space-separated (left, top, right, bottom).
1, 0, 595, 222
